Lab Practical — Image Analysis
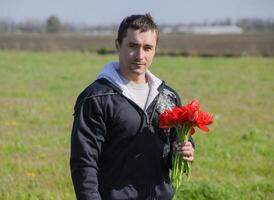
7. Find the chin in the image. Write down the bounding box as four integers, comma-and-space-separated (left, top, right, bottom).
131, 69, 146, 76
131, 65, 147, 73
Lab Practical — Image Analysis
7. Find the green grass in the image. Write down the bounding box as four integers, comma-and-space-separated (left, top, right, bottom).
0, 51, 273, 200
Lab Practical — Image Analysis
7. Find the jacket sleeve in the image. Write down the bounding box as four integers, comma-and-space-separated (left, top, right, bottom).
70, 96, 106, 200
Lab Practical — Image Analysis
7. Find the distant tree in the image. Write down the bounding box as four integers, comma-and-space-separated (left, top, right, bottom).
47, 15, 61, 33
211, 18, 232, 26
18, 19, 45, 33
236, 18, 274, 32
0, 19, 15, 33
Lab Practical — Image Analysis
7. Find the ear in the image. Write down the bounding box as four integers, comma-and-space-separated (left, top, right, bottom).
115, 39, 120, 50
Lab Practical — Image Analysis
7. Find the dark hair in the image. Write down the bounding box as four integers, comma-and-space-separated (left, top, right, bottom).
116, 13, 159, 45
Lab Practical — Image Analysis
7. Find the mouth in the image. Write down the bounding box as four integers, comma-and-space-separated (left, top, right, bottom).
132, 62, 145, 67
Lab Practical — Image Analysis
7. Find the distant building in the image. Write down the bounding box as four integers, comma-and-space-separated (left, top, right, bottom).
177, 25, 243, 35
160, 25, 244, 35
86, 30, 115, 36
161, 26, 174, 34
190, 25, 243, 35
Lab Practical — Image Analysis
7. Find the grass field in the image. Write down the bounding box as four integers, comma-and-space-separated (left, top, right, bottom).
0, 51, 273, 200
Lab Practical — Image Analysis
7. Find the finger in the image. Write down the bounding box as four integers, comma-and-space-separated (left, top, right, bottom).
183, 155, 194, 162
177, 147, 192, 154
178, 141, 192, 148
183, 141, 193, 147
180, 146, 194, 153
180, 150, 193, 157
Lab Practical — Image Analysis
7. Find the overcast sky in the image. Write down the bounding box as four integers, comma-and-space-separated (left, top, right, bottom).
1, 0, 274, 25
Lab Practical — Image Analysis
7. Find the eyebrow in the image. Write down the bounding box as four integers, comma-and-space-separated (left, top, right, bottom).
128, 42, 154, 48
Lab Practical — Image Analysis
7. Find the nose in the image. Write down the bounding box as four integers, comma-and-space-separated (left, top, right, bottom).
135, 48, 144, 60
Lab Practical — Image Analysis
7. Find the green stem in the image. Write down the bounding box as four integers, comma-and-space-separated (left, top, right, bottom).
171, 123, 193, 190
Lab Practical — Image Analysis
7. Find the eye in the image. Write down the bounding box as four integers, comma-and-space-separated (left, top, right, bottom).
128, 43, 138, 48
144, 45, 153, 51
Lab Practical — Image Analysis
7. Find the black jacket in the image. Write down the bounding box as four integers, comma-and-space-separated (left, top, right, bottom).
70, 78, 193, 200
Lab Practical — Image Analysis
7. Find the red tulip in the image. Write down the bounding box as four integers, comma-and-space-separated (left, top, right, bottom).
159, 109, 179, 128
159, 100, 213, 190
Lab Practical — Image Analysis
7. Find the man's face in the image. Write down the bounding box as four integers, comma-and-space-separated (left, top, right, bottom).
116, 28, 157, 82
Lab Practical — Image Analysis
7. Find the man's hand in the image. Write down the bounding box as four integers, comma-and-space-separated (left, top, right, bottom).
175, 141, 194, 162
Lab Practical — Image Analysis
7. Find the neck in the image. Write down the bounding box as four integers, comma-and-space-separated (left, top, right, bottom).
130, 75, 147, 84
119, 70, 147, 84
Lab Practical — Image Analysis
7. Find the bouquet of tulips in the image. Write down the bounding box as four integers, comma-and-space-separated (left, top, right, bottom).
159, 100, 213, 190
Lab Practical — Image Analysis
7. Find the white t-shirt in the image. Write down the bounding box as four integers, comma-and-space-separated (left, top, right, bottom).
119, 74, 150, 110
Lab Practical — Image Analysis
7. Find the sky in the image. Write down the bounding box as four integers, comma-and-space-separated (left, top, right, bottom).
1, 0, 274, 25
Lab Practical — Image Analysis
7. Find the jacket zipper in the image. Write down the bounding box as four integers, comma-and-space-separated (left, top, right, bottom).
146, 94, 161, 125
117, 93, 156, 125
112, 84, 164, 126
141, 93, 160, 126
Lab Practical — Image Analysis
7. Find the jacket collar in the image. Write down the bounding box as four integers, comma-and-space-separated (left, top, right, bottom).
96, 61, 163, 110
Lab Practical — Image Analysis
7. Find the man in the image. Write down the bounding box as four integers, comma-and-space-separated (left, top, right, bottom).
70, 14, 194, 200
